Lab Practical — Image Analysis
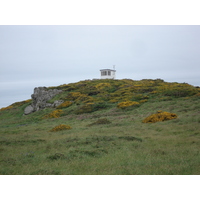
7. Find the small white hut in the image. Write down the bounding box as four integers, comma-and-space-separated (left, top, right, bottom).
100, 69, 116, 79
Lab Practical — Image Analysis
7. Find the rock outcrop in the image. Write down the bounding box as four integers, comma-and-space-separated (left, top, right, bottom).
24, 87, 63, 115
24, 105, 34, 115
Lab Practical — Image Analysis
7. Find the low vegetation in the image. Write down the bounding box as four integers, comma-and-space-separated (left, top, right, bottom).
87, 118, 112, 126
56, 101, 73, 109
142, 111, 178, 123
0, 79, 200, 175
50, 124, 72, 132
43, 109, 63, 119
117, 101, 140, 109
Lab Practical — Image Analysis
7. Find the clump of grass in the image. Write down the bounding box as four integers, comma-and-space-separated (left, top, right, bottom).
87, 118, 111, 126
75, 103, 94, 114
118, 136, 142, 142
47, 153, 65, 160
50, 124, 72, 132
142, 110, 178, 123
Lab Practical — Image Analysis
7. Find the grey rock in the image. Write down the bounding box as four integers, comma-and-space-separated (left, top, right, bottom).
46, 103, 54, 108
53, 100, 64, 108
24, 105, 34, 115
24, 87, 62, 115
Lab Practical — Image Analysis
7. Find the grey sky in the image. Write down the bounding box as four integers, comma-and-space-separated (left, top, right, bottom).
0, 25, 200, 108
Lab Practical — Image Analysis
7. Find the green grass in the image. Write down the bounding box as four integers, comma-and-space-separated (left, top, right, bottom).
0, 80, 200, 175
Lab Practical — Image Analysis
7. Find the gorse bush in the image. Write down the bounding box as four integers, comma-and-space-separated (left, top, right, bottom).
195, 92, 200, 97
76, 94, 94, 104
50, 124, 72, 132
64, 92, 94, 104
56, 101, 73, 109
142, 111, 178, 123
131, 94, 149, 101
43, 110, 63, 119
156, 82, 198, 97
139, 99, 148, 103
0, 99, 32, 112
95, 83, 111, 90
117, 101, 140, 109
92, 102, 110, 111
43, 79, 199, 113
65, 92, 82, 101
0, 105, 13, 111
11, 99, 32, 107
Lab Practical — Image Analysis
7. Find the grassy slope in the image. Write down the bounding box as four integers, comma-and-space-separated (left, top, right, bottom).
0, 79, 200, 175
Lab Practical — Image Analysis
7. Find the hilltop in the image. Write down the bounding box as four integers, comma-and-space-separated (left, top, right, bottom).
0, 79, 200, 175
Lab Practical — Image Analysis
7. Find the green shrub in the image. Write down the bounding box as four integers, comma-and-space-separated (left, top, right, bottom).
157, 83, 198, 97
93, 102, 110, 111
132, 94, 149, 101
163, 88, 197, 97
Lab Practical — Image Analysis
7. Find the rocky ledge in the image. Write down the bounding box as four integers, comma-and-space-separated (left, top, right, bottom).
24, 87, 64, 115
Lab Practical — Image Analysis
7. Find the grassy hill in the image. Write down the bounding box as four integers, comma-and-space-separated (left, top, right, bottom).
0, 78, 200, 175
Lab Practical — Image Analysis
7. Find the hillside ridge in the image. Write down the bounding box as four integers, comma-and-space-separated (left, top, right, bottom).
1, 78, 199, 115
0, 78, 200, 175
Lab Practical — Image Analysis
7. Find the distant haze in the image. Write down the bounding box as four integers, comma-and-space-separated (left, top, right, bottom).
0, 25, 200, 108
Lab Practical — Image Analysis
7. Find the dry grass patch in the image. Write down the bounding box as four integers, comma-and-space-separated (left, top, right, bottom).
50, 124, 72, 132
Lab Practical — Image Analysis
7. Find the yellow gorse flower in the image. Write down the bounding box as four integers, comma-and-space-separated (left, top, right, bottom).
142, 111, 178, 123
57, 101, 73, 109
43, 109, 63, 119
117, 101, 139, 109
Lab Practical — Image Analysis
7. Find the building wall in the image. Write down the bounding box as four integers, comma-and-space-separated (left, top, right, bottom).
100, 70, 116, 79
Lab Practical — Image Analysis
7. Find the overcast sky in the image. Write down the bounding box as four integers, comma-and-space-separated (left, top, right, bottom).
0, 25, 200, 108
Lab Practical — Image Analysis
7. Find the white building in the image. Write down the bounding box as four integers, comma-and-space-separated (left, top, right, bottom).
100, 69, 116, 79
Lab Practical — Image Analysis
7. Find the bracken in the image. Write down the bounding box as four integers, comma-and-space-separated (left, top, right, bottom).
142, 111, 178, 123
